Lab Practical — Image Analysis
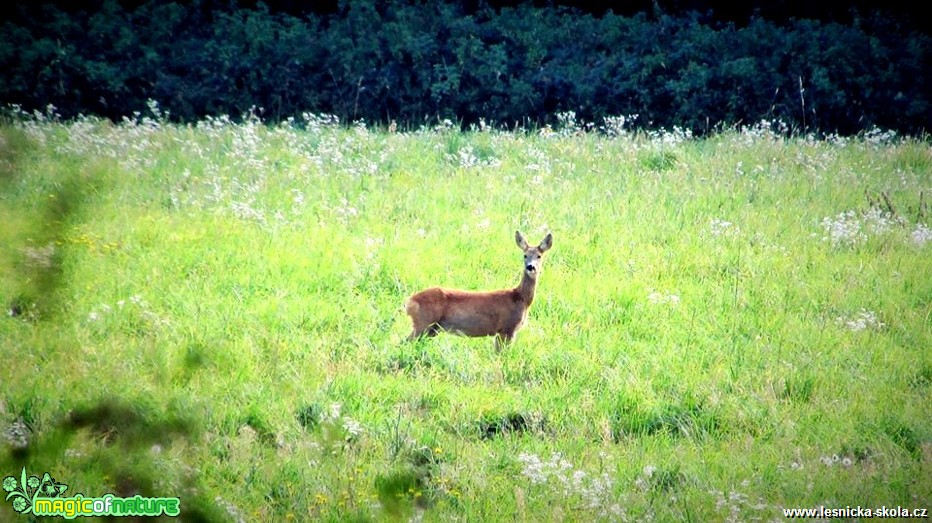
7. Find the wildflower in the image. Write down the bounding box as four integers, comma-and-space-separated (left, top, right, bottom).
821, 211, 865, 246
556, 111, 580, 135
911, 223, 932, 247
601, 114, 638, 137
862, 207, 905, 235
710, 218, 739, 237
3, 419, 29, 448
12, 497, 27, 512
835, 309, 884, 332
516, 452, 619, 517
215, 496, 246, 523
26, 476, 39, 489
517, 452, 547, 484
342, 418, 363, 439
648, 291, 680, 306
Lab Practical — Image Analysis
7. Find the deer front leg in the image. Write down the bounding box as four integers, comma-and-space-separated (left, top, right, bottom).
494, 332, 514, 351
408, 323, 440, 341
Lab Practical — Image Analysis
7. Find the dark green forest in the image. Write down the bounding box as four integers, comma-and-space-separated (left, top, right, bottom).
1, 0, 929, 134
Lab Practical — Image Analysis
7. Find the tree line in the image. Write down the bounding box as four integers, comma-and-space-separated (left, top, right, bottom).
1, 1, 929, 134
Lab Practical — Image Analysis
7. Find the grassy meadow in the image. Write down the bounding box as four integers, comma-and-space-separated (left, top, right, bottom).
1, 108, 930, 521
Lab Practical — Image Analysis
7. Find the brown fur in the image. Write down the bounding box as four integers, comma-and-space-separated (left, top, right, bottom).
405, 231, 552, 348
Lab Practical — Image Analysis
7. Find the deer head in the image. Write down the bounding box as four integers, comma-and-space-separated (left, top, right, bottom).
516, 230, 553, 280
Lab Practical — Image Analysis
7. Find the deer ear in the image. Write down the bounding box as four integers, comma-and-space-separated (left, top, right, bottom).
539, 233, 553, 252
515, 231, 529, 250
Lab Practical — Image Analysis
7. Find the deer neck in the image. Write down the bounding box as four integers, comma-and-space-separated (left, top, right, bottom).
516, 271, 537, 305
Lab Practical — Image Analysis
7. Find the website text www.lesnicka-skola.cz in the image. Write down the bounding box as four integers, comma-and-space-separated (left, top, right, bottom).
783, 506, 929, 519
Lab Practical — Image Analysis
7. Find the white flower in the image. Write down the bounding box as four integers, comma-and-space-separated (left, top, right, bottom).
835, 309, 884, 332
214, 496, 246, 523
648, 291, 680, 306
911, 223, 932, 247
821, 211, 865, 246
518, 452, 547, 484
342, 417, 363, 438
517, 452, 620, 516
3, 419, 29, 448
710, 218, 739, 237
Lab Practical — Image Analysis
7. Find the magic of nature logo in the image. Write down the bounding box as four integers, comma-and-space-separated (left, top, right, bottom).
4, 467, 180, 519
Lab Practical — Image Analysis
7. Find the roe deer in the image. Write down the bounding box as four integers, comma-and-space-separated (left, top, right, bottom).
405, 231, 553, 348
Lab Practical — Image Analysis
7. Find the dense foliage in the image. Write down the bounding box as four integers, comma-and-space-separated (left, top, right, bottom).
1, 1, 929, 134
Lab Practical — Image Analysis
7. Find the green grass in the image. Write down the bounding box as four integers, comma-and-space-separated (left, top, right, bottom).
1, 114, 930, 521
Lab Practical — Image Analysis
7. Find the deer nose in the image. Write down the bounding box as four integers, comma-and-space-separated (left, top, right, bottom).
526, 264, 536, 272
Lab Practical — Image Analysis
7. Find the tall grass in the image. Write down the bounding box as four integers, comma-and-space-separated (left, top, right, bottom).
1, 108, 930, 521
